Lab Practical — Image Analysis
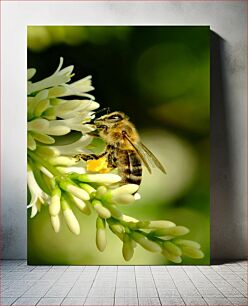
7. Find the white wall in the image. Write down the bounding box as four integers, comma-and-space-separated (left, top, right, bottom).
1, 1, 246, 260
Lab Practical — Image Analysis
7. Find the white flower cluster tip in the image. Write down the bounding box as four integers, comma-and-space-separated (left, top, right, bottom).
27, 57, 99, 151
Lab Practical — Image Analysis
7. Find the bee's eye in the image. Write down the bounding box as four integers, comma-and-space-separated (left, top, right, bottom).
108, 114, 123, 121
98, 125, 107, 130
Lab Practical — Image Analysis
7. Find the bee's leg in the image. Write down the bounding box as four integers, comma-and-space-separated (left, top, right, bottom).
87, 131, 100, 137
74, 151, 107, 162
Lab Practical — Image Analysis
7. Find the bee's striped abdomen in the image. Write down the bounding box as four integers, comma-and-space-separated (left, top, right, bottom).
117, 149, 142, 186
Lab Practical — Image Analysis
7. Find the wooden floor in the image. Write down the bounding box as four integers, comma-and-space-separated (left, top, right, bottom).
1, 260, 247, 305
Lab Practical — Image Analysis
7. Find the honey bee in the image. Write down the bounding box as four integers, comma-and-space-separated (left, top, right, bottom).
75, 111, 166, 186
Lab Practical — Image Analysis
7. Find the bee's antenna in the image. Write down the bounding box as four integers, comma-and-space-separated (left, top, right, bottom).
94, 108, 109, 117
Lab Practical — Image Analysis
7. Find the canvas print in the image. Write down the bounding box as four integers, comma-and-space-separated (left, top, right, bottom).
27, 26, 210, 265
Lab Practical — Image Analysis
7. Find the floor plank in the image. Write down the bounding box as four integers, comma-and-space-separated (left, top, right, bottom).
0, 260, 246, 306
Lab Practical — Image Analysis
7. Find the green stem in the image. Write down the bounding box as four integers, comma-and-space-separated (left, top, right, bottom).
106, 216, 164, 245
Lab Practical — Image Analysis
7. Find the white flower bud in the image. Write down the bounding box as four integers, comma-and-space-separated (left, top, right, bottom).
111, 184, 139, 197
60, 182, 90, 201
122, 234, 134, 261
96, 218, 107, 252
92, 200, 111, 219
96, 228, 107, 252
181, 246, 204, 259
131, 232, 162, 253
50, 156, 76, 166
80, 173, 121, 184
163, 241, 182, 257
71, 195, 91, 215
63, 209, 80, 235
109, 224, 124, 241
96, 186, 107, 198
162, 249, 182, 264
147, 220, 176, 229
152, 226, 189, 237
49, 188, 61, 216
121, 215, 139, 223
174, 239, 201, 249
112, 193, 135, 205
51, 215, 60, 233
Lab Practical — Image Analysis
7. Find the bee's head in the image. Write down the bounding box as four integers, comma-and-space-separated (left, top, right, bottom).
94, 111, 127, 130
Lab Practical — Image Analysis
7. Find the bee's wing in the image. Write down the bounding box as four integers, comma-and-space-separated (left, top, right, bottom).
139, 142, 166, 174
123, 133, 152, 174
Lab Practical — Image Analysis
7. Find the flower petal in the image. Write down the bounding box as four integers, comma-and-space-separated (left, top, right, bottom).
28, 118, 49, 132
27, 64, 74, 94
34, 99, 50, 117
31, 132, 55, 144
27, 68, 36, 80
52, 135, 92, 155
27, 133, 36, 150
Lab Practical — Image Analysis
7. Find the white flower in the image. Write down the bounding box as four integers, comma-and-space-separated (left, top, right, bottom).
51, 215, 60, 233
152, 226, 190, 237
60, 76, 95, 100
131, 232, 162, 253
92, 199, 111, 219
111, 184, 139, 196
27, 167, 50, 218
96, 217, 107, 252
27, 57, 73, 95
72, 173, 122, 185
49, 156, 77, 166
61, 198, 80, 235
70, 195, 91, 215
27, 57, 98, 151
60, 181, 90, 201
52, 117, 94, 133
122, 234, 134, 261
49, 188, 61, 216
27, 68, 36, 80
63, 209, 80, 235
100, 184, 140, 205
111, 184, 140, 205
57, 166, 86, 174
52, 99, 99, 119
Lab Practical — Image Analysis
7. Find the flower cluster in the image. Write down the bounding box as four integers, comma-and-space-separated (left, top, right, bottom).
97, 205, 204, 263
27, 58, 204, 263
27, 57, 98, 151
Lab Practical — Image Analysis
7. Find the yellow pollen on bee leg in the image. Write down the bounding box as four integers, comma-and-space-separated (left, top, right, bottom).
86, 157, 111, 173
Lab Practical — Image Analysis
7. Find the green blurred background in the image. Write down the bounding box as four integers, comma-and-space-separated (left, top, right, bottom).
27, 26, 210, 265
